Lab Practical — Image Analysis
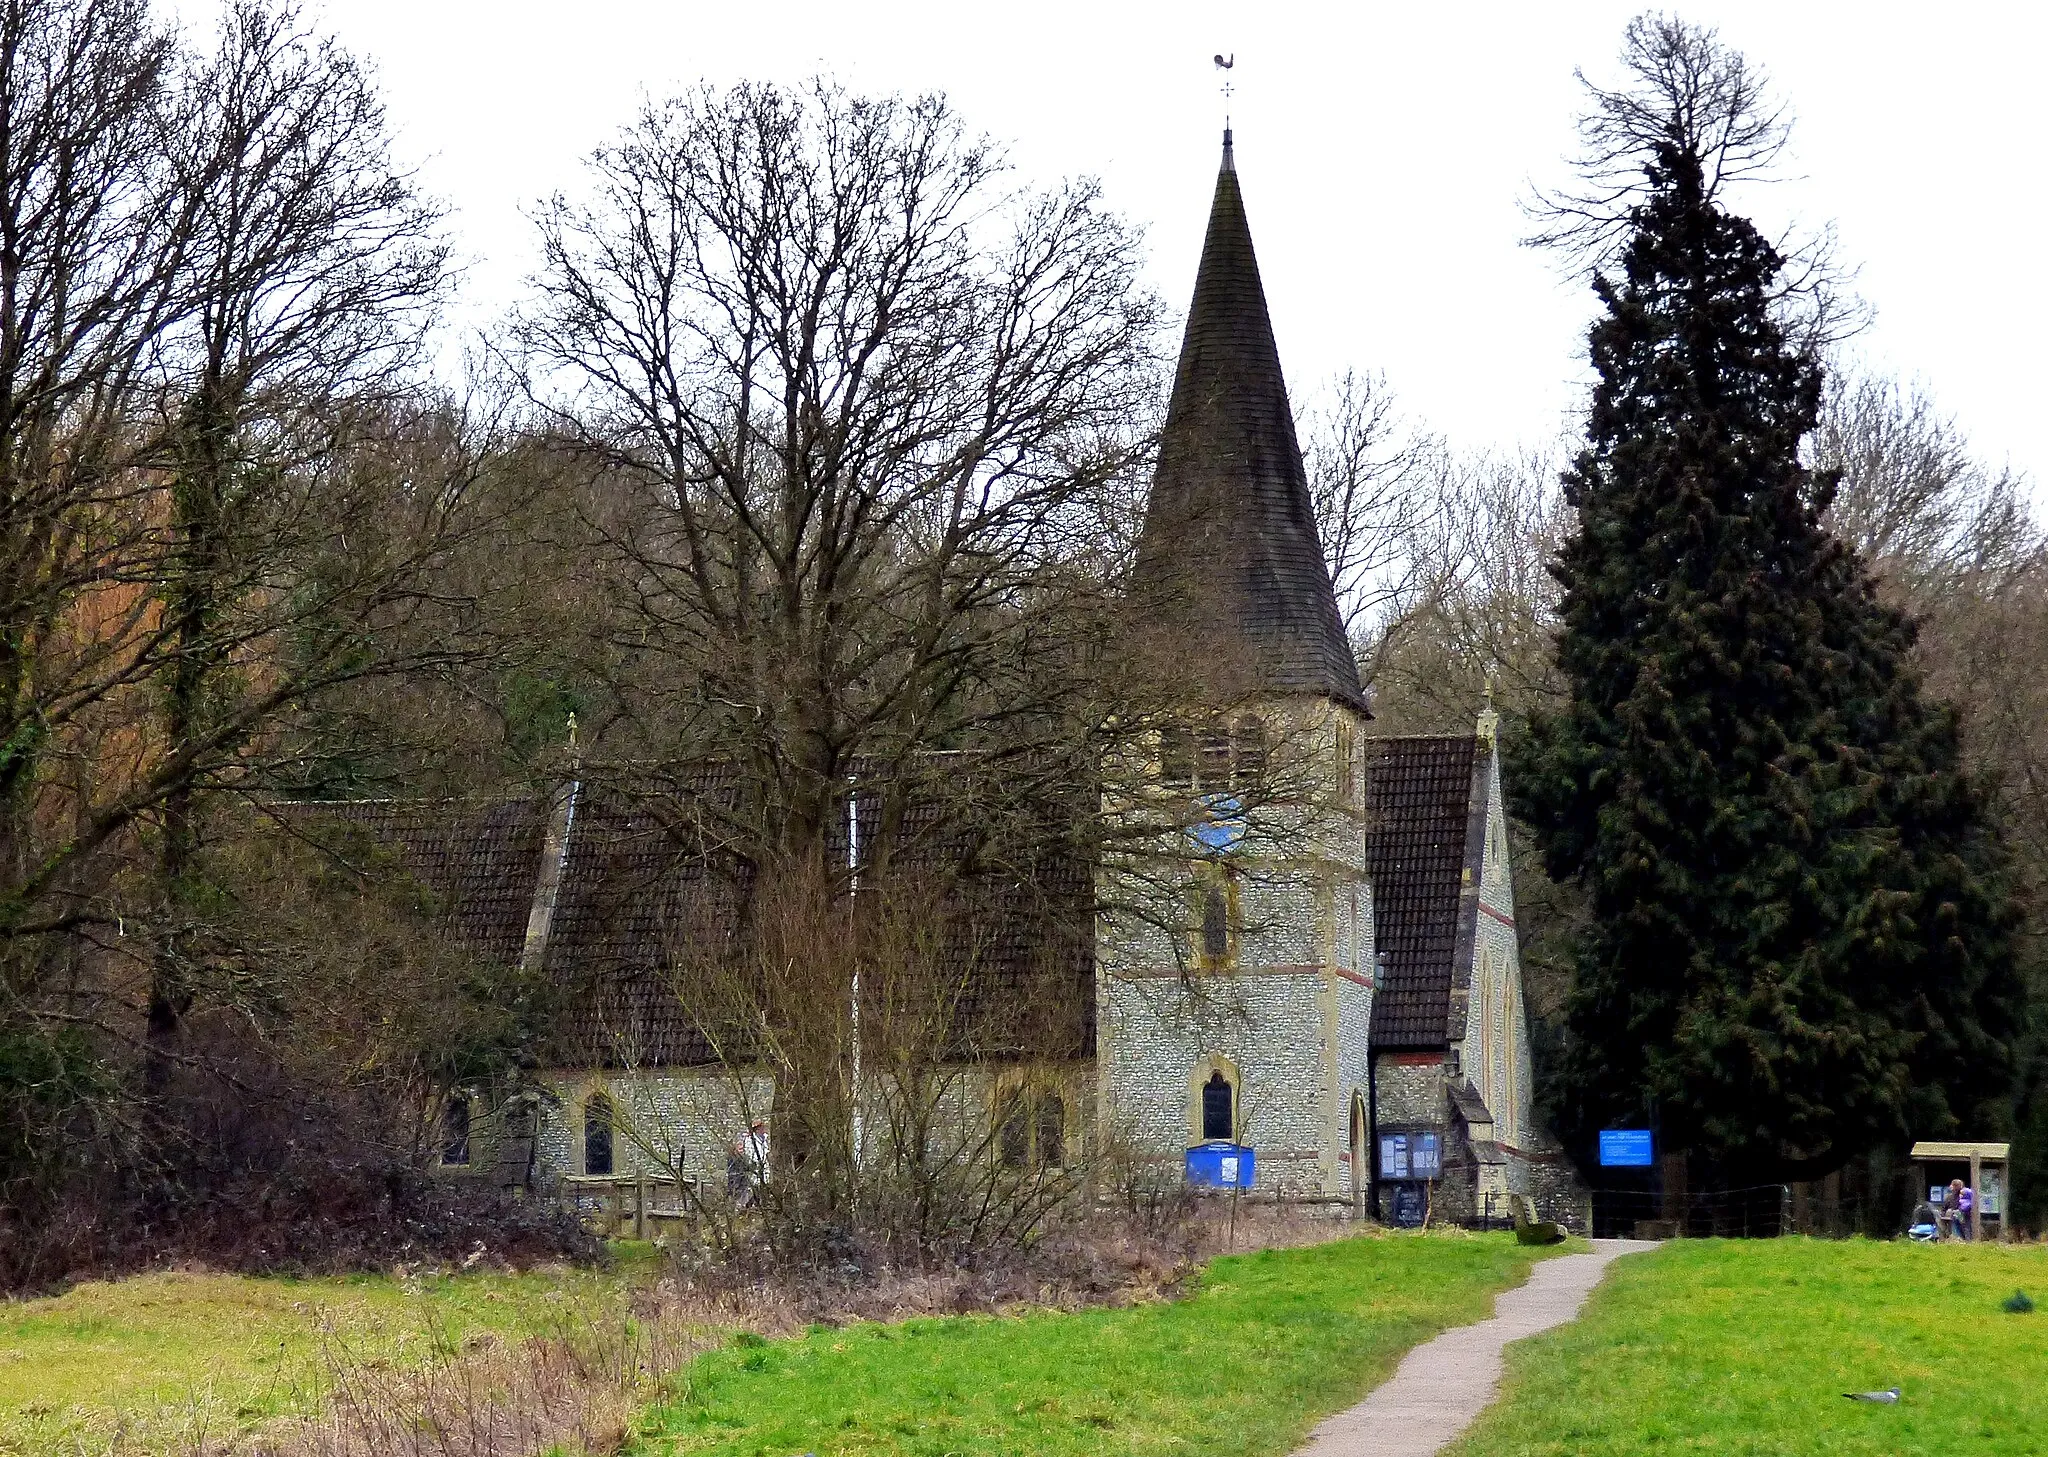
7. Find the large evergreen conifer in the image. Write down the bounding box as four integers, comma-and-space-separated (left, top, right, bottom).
1515, 19, 2021, 1180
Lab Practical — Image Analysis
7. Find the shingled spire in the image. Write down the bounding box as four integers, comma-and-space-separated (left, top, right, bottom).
1130, 130, 1368, 714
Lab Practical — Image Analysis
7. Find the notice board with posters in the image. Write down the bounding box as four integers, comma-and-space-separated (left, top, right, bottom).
1379, 1130, 1443, 1180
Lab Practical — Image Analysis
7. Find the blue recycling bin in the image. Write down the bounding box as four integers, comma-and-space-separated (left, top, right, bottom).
1185, 1141, 1256, 1189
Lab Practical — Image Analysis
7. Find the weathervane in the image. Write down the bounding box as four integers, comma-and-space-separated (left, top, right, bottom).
1213, 52, 1235, 130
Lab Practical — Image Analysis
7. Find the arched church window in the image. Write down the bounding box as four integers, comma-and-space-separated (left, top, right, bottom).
1504, 977, 1521, 1141
1234, 716, 1267, 782
1036, 1093, 1066, 1168
1201, 886, 1230, 960
999, 1092, 1030, 1168
1201, 1070, 1234, 1141
1160, 725, 1194, 788
997, 1086, 1065, 1169
584, 1093, 614, 1176
441, 1094, 470, 1167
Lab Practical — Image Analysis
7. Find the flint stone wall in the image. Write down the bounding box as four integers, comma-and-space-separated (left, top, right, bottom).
1099, 970, 1333, 1196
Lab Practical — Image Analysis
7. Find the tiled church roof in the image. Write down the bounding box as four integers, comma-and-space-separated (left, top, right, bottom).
292, 777, 1093, 1070
536, 785, 752, 1067
1129, 133, 1368, 714
1364, 734, 1486, 1049
308, 797, 548, 966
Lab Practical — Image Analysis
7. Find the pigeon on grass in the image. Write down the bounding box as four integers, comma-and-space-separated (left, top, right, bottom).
1844, 1387, 1901, 1404
2004, 1290, 2035, 1313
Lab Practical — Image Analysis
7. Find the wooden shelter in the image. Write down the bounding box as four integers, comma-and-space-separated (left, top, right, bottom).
1909, 1140, 2011, 1239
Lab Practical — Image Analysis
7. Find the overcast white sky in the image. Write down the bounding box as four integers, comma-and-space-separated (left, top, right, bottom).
172, 1, 2046, 479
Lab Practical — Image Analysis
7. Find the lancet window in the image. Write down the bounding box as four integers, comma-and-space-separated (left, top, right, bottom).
583, 1093, 614, 1176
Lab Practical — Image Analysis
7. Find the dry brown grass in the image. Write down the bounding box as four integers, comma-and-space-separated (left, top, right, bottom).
183, 1285, 712, 1457
179, 1199, 1364, 1457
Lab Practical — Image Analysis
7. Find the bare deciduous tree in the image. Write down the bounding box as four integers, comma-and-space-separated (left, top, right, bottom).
1816, 371, 2039, 591
516, 77, 1161, 1199
145, 0, 449, 1066
0, 0, 532, 1278
1526, 11, 1864, 348
1813, 365, 2048, 1219
1301, 370, 1446, 652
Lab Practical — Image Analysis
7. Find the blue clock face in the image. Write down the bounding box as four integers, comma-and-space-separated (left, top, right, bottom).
1189, 793, 1246, 851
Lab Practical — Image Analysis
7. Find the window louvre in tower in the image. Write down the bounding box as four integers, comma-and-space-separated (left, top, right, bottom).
1198, 722, 1233, 785
1160, 725, 1194, 788
1234, 715, 1267, 781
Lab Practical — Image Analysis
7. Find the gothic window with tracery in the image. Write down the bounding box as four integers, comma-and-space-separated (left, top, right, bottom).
998, 1086, 1067, 1169
1036, 1094, 1066, 1168
584, 1093, 614, 1176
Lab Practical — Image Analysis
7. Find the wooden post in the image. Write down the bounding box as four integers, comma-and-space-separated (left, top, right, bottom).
635, 1177, 648, 1240
1969, 1150, 1983, 1242
1659, 1150, 1688, 1234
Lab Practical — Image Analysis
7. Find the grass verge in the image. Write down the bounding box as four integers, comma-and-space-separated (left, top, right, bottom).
1449, 1236, 2048, 1456
0, 1249, 657, 1455
633, 1229, 1554, 1457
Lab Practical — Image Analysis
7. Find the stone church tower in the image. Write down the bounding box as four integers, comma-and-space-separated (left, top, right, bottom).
1096, 131, 1376, 1200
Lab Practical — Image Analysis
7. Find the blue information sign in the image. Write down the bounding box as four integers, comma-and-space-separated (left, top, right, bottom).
1185, 1143, 1256, 1189
1599, 1129, 1654, 1168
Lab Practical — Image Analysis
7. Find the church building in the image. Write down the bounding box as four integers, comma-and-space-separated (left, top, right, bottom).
323, 130, 1569, 1230
1092, 130, 1566, 1223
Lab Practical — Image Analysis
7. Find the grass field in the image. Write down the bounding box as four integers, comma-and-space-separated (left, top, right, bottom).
1451, 1237, 2048, 1456
37, 1228, 2028, 1457
0, 1251, 657, 1455
631, 1229, 1552, 1457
